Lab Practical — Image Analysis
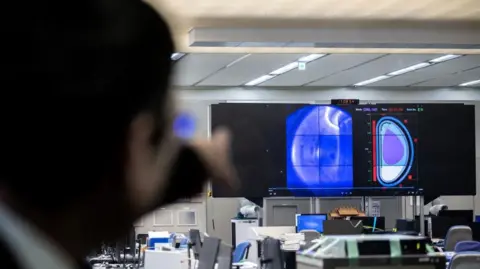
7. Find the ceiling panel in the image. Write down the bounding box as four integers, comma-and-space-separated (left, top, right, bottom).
261, 54, 384, 86
307, 54, 440, 86
172, 53, 246, 86
154, 0, 480, 21
371, 55, 480, 86
415, 67, 480, 87
197, 53, 306, 86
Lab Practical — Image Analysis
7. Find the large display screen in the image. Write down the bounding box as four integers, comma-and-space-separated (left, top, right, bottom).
211, 103, 475, 197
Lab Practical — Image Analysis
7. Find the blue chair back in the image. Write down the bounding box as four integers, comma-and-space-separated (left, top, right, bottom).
455, 241, 480, 253
232, 242, 251, 263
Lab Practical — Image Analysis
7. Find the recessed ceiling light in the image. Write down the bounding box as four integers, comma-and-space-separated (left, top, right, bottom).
245, 75, 275, 86
270, 62, 299, 75
429, 54, 461, 63
459, 79, 480, 87
387, 62, 431, 76
354, 75, 390, 86
298, 54, 326, 63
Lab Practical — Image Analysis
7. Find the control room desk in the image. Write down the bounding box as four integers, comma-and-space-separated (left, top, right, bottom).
145, 249, 192, 269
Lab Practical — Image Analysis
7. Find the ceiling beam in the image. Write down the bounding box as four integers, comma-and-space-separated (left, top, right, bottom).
187, 23, 480, 53
175, 86, 480, 102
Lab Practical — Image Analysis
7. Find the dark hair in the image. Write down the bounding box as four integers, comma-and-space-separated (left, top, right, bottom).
0, 0, 174, 209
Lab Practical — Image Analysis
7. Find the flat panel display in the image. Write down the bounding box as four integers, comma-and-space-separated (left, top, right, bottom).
211, 103, 475, 197
295, 214, 328, 233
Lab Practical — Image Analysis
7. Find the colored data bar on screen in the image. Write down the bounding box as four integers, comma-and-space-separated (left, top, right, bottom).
372, 120, 377, 182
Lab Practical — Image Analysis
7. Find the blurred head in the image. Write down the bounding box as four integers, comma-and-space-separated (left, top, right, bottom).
0, 0, 179, 254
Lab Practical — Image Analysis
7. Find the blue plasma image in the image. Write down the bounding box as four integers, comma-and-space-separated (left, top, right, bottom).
286, 105, 353, 196
173, 112, 196, 139
376, 116, 414, 187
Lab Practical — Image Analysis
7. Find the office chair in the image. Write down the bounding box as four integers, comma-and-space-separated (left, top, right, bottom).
445, 226, 473, 251
232, 242, 251, 263
198, 237, 221, 269
449, 253, 480, 269
261, 238, 284, 269
454, 241, 480, 253
218, 243, 233, 269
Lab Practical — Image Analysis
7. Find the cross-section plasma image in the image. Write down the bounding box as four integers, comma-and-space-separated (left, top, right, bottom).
374, 116, 414, 187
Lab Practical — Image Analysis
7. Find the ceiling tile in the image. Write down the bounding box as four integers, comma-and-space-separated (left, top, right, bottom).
172, 53, 247, 86
308, 54, 441, 86
415, 67, 480, 87
262, 54, 384, 86
197, 53, 306, 86
371, 55, 480, 86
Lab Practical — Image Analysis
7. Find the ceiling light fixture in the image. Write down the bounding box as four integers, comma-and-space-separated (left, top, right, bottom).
226, 54, 251, 68
171, 53, 185, 61
354, 75, 390, 86
270, 62, 299, 75
429, 54, 462, 63
298, 54, 326, 63
352, 54, 464, 86
245, 75, 275, 86
459, 79, 480, 87
244, 54, 327, 86
387, 62, 431, 76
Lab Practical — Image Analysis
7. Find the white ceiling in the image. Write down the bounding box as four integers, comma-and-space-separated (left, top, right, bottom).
155, 0, 480, 21
172, 53, 480, 87
147, 0, 480, 53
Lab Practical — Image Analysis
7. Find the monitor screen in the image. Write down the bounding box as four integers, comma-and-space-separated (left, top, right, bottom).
295, 214, 327, 233
211, 103, 475, 197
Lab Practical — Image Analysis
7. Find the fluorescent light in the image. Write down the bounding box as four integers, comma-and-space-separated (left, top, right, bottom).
429, 54, 461, 63
387, 62, 431, 76
243, 54, 328, 86
459, 79, 480, 87
270, 62, 299, 75
171, 53, 185, 61
298, 54, 326, 63
245, 75, 275, 86
226, 54, 251, 68
354, 75, 390, 86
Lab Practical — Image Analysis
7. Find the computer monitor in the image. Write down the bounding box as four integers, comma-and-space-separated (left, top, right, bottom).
396, 219, 416, 232
438, 210, 473, 223
323, 220, 363, 235
350, 216, 386, 233
295, 214, 327, 233
468, 222, 480, 241
424, 216, 470, 239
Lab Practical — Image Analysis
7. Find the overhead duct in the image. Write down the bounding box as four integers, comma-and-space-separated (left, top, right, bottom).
189, 25, 480, 49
